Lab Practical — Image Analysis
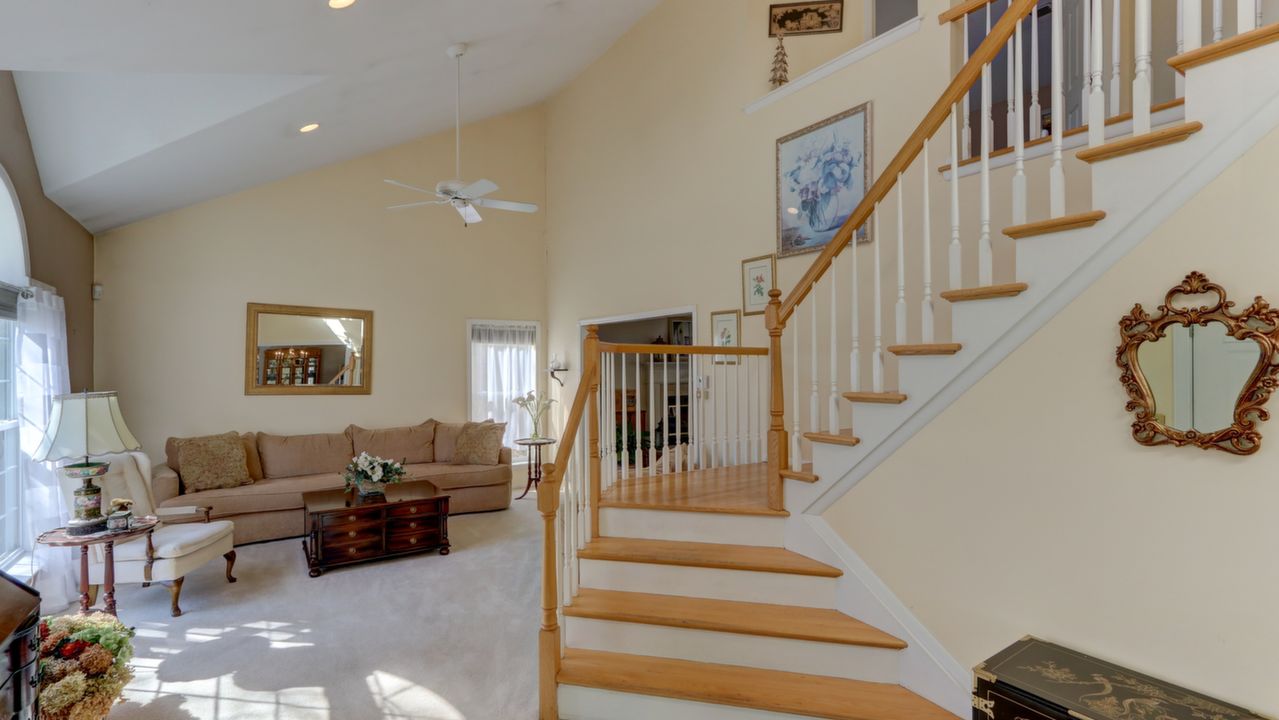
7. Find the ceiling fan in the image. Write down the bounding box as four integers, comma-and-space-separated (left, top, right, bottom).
384, 43, 538, 226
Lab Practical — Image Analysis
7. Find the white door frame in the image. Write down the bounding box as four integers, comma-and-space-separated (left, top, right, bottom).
578, 305, 698, 368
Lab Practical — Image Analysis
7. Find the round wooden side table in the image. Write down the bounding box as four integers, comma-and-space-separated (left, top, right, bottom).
37, 518, 158, 616
514, 437, 557, 499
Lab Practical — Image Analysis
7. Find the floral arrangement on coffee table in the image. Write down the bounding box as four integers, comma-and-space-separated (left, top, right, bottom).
38, 612, 135, 720
344, 452, 407, 496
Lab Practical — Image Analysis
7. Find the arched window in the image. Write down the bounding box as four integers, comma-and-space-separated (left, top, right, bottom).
0, 162, 27, 564
0, 163, 28, 288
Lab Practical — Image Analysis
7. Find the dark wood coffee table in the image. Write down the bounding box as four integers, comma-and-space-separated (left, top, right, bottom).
302, 481, 449, 577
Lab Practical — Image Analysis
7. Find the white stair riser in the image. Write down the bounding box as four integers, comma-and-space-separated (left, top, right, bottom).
559, 686, 824, 720
579, 559, 837, 608
564, 616, 901, 682
599, 507, 786, 545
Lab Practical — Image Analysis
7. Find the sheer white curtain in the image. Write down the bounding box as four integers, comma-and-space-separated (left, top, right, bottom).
16, 286, 75, 611
468, 321, 538, 455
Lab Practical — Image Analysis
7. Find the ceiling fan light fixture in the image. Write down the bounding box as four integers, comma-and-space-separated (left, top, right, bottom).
298, 123, 320, 134
328, 0, 356, 9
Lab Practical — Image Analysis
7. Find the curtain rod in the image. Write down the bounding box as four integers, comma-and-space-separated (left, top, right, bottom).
0, 280, 34, 299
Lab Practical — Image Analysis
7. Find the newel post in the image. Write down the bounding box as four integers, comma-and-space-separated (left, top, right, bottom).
537, 464, 563, 720
765, 289, 788, 511
584, 325, 602, 539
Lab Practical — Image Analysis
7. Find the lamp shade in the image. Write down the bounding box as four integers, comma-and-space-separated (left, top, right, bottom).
32, 391, 141, 463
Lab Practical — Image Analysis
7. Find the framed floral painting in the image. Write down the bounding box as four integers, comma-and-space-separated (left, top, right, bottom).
777, 102, 872, 258
769, 1, 844, 37
741, 254, 777, 316
710, 309, 741, 365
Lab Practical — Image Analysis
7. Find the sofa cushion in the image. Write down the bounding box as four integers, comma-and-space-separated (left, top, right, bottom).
159, 473, 345, 516
166, 433, 262, 483
452, 422, 506, 465
404, 463, 511, 490
114, 520, 235, 561
258, 432, 353, 479
348, 421, 437, 464
433, 421, 465, 463
176, 433, 253, 492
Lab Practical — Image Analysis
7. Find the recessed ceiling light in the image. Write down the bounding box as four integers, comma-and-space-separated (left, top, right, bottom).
328, 0, 355, 8
298, 123, 320, 133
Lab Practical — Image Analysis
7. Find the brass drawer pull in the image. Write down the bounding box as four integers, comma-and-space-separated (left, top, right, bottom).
348, 547, 357, 555
348, 530, 357, 538
409, 538, 418, 545
409, 506, 417, 513
347, 514, 357, 522
409, 522, 417, 529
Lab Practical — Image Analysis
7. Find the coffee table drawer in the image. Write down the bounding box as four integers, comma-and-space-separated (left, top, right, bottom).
321, 507, 384, 528
325, 537, 382, 562
387, 517, 438, 535
388, 497, 447, 518
388, 530, 441, 553
323, 523, 382, 546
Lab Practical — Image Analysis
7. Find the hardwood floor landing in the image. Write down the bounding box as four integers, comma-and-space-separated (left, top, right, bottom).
598, 462, 783, 516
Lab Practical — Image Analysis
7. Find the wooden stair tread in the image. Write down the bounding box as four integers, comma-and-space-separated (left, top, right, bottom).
1076, 121, 1203, 163
558, 649, 954, 720
803, 429, 861, 447
842, 391, 907, 404
780, 463, 819, 483
565, 589, 906, 649
1169, 22, 1279, 73
887, 343, 962, 356
1004, 210, 1106, 239
939, 282, 1028, 302
580, 537, 842, 577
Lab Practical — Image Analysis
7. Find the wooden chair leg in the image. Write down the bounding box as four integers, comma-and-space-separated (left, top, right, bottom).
87, 585, 100, 607
224, 550, 237, 583
169, 577, 184, 617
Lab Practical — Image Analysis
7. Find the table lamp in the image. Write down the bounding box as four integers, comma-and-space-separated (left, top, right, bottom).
33, 391, 141, 535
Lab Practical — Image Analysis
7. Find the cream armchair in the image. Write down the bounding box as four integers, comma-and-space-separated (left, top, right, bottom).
60, 451, 237, 616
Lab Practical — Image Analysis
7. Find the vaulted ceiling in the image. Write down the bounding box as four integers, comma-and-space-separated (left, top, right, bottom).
0, 0, 659, 232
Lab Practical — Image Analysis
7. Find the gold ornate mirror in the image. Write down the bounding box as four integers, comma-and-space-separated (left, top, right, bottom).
1117, 272, 1279, 454
245, 303, 373, 395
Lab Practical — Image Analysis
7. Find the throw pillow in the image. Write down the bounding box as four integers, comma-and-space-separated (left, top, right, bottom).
348, 420, 437, 464
175, 432, 252, 492
452, 421, 506, 466
166, 432, 262, 482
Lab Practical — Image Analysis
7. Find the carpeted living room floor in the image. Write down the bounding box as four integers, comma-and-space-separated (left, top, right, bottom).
105, 492, 539, 720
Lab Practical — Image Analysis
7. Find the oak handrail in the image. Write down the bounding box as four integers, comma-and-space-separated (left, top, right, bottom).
938, 0, 1007, 25
774, 0, 1038, 326
598, 342, 770, 356
550, 327, 601, 480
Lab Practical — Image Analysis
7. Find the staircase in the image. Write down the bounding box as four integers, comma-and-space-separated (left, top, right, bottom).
536, 3, 1279, 718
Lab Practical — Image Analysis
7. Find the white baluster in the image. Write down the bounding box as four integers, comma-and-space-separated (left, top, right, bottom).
979, 60, 992, 287
949, 104, 962, 289
1029, 7, 1041, 135
809, 296, 819, 433
1082, 0, 1092, 121
1213, 0, 1224, 41
635, 353, 642, 474
1013, 18, 1027, 226
872, 205, 884, 393
648, 354, 655, 474
895, 172, 907, 342
985, 5, 995, 144
662, 352, 669, 474
1134, 0, 1152, 135
1006, 36, 1017, 148
1258, 1, 1264, 31
1176, 0, 1186, 98
620, 351, 627, 482
1239, 0, 1258, 31
1089, 0, 1105, 147
921, 141, 935, 344
1183, 0, 1202, 52
829, 268, 840, 434
676, 354, 683, 471
1050, 0, 1066, 217
963, 14, 973, 158
790, 325, 801, 471
1110, 0, 1121, 117
850, 230, 861, 392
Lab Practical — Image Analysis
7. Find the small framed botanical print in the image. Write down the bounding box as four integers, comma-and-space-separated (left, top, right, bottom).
741, 254, 777, 316
710, 309, 742, 365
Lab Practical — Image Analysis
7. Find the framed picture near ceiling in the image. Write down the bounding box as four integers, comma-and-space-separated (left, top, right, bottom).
777, 101, 872, 258
741, 254, 777, 316
769, 1, 844, 37
710, 309, 741, 365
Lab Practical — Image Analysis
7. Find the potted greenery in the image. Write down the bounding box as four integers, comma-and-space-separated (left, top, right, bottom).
343, 452, 407, 497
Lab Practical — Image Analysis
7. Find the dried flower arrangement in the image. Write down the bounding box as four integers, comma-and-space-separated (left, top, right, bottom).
38, 612, 135, 720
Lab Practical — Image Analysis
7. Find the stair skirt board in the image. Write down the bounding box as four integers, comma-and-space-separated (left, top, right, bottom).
599, 507, 787, 546
564, 617, 901, 682
578, 558, 838, 608
559, 686, 842, 720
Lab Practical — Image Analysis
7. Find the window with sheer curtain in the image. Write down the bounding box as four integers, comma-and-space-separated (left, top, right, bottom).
0, 294, 18, 566
467, 321, 539, 459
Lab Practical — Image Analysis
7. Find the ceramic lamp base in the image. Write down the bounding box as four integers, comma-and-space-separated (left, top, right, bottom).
63, 461, 110, 534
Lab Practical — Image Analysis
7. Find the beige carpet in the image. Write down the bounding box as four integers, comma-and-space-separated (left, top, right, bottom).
105, 493, 539, 719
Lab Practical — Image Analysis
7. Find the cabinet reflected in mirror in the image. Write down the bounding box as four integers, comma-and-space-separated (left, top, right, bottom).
1136, 322, 1260, 433
245, 303, 373, 395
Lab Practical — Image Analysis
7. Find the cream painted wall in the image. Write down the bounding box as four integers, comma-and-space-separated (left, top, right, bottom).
94, 105, 547, 460
0, 72, 94, 389
824, 124, 1279, 715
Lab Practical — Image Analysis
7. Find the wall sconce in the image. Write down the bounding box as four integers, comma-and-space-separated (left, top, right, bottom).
549, 354, 569, 387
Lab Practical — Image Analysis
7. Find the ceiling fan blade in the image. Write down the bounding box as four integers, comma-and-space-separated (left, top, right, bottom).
386, 200, 442, 210
459, 179, 498, 198
383, 179, 438, 196
455, 202, 483, 224
472, 197, 539, 214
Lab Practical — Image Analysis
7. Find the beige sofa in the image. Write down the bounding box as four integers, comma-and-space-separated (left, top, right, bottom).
154, 421, 512, 545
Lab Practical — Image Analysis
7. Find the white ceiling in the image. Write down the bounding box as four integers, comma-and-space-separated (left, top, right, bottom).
0, 0, 660, 232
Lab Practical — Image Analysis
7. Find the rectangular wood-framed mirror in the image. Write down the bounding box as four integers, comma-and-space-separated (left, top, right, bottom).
245, 303, 373, 396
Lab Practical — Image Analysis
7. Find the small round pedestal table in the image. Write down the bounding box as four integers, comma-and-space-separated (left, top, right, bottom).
514, 437, 557, 500
37, 518, 159, 616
